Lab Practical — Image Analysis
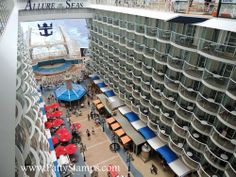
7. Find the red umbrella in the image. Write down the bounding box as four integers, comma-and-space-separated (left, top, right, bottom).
51, 103, 59, 109
46, 112, 53, 118
52, 119, 64, 127
44, 105, 52, 111
56, 128, 69, 136
52, 111, 63, 117
55, 146, 66, 158
59, 133, 72, 142
52, 136, 59, 145
70, 123, 81, 130
65, 144, 77, 154
45, 121, 53, 129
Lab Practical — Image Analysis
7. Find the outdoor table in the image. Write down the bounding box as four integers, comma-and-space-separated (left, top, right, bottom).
193, 133, 200, 139
187, 106, 193, 111
220, 154, 228, 160
187, 151, 193, 157
178, 143, 183, 148
164, 113, 170, 117
183, 126, 189, 131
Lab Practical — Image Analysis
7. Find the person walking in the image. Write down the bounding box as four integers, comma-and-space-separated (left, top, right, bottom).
86, 129, 91, 139
91, 127, 95, 135
87, 114, 90, 121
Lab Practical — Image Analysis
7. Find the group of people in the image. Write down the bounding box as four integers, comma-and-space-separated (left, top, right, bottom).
86, 127, 95, 139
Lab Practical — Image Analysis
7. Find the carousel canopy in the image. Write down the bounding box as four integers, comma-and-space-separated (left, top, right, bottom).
55, 83, 86, 102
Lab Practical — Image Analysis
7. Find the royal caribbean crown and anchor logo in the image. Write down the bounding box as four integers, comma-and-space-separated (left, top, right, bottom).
38, 23, 53, 37
24, 0, 87, 10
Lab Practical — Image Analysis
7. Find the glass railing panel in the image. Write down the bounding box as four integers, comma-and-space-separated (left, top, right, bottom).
204, 147, 228, 170
171, 32, 198, 48
212, 130, 236, 152
144, 47, 154, 57
145, 26, 157, 37
135, 42, 145, 52
203, 69, 229, 91
135, 24, 145, 34
183, 62, 204, 79
127, 22, 135, 31
127, 39, 134, 48
227, 79, 236, 98
198, 38, 236, 61
167, 56, 184, 70
154, 51, 167, 63
218, 106, 236, 128
157, 29, 171, 40
179, 84, 198, 101
197, 93, 220, 114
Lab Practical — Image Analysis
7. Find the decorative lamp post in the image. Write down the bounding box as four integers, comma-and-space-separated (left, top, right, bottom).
126, 151, 133, 172
79, 142, 86, 162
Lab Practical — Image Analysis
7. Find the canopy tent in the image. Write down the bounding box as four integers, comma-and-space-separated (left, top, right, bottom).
124, 112, 139, 122
94, 79, 104, 84
90, 75, 100, 80
120, 135, 132, 145
156, 145, 178, 163
93, 99, 101, 105
110, 122, 121, 130
106, 117, 116, 124
169, 159, 191, 177
138, 127, 156, 140
130, 120, 146, 130
118, 106, 131, 115
115, 128, 125, 137
55, 83, 86, 102
96, 103, 104, 110
100, 87, 112, 93
97, 82, 106, 88
104, 90, 116, 97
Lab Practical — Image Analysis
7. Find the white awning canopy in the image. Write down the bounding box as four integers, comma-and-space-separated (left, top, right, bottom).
100, 87, 111, 92
130, 120, 146, 130
94, 79, 103, 84
168, 159, 191, 177
194, 18, 236, 33
147, 137, 165, 150
118, 106, 131, 115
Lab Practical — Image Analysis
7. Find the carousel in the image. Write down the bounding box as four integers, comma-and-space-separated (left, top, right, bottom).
54, 75, 86, 107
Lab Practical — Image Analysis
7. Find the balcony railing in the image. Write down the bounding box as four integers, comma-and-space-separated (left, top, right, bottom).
183, 62, 204, 79
196, 93, 220, 115
227, 79, 236, 99
171, 32, 198, 49
157, 28, 171, 41
145, 26, 157, 37
203, 69, 229, 91
198, 38, 236, 61
167, 55, 184, 71
218, 106, 236, 129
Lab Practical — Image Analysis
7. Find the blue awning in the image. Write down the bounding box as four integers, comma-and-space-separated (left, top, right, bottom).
91, 76, 100, 80
48, 138, 54, 151
41, 107, 46, 115
97, 82, 106, 88
156, 145, 178, 163
138, 127, 156, 140
124, 112, 139, 122
104, 90, 116, 97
